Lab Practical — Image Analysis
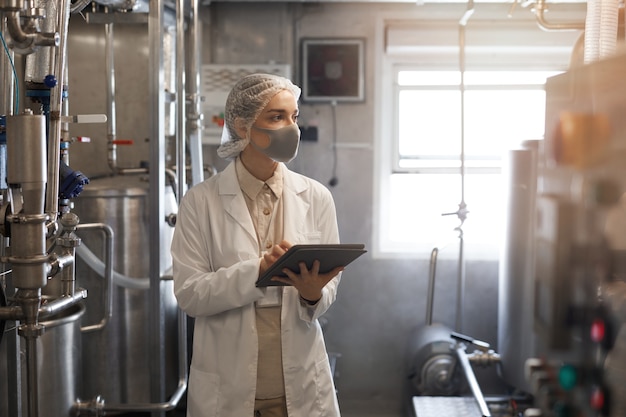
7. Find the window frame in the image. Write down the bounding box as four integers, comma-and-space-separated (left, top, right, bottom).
373, 17, 579, 260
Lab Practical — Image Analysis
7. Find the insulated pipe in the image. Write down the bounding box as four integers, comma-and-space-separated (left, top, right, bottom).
0, 13, 15, 115
5, 10, 58, 52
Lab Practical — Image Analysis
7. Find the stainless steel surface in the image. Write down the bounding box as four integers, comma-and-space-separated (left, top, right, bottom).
72, 175, 179, 407
187, 0, 204, 186
455, 345, 490, 417
413, 396, 482, 417
408, 323, 462, 396
44, 0, 70, 221
76, 223, 113, 333
0, 303, 85, 417
149, 2, 168, 412
426, 248, 438, 326
23, 0, 60, 82
497, 143, 538, 394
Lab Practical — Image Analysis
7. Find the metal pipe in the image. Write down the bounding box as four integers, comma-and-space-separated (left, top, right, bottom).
45, 0, 71, 224
0, 290, 85, 320
187, 0, 204, 186
534, 0, 584, 31
455, 227, 465, 333
38, 290, 86, 318
74, 307, 188, 415
426, 247, 438, 326
16, 287, 43, 417
455, 344, 491, 417
149, 0, 167, 413
453, 0, 473, 334
105, 12, 118, 172
165, 167, 179, 202
176, 0, 186, 201
0, 12, 15, 115
5, 10, 58, 52
25, 330, 39, 417
76, 223, 114, 333
75, 379, 187, 414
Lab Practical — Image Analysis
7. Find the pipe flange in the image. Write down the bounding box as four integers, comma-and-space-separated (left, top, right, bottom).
7, 212, 49, 224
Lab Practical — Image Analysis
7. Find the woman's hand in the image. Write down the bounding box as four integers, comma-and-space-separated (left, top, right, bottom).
271, 260, 344, 303
259, 240, 292, 276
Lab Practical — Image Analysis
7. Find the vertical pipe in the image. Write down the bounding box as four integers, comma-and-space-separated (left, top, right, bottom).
25, 330, 39, 417
454, 1, 473, 333
148, 1, 166, 416
0, 13, 15, 115
105, 12, 118, 172
426, 248, 439, 326
187, 0, 204, 186
176, 0, 186, 197
45, 0, 71, 221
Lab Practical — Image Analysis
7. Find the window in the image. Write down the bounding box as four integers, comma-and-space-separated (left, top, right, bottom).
375, 17, 582, 259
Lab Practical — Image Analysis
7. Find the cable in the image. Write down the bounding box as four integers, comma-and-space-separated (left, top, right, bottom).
0, 31, 19, 114
328, 100, 338, 187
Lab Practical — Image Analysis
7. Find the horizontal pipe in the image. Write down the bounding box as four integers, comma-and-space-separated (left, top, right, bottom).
0, 290, 86, 321
74, 379, 187, 414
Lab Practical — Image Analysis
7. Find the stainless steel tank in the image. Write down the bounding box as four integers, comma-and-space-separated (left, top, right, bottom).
71, 174, 179, 406
0, 302, 85, 417
497, 141, 539, 393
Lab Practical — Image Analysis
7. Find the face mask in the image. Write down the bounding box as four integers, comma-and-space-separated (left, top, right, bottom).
250, 124, 300, 163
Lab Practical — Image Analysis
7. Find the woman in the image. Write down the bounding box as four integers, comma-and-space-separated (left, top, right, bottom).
171, 73, 343, 417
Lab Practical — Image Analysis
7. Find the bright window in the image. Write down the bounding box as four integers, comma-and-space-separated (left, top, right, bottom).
378, 68, 560, 259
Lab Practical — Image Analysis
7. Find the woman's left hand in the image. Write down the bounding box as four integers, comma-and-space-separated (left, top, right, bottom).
271, 260, 344, 303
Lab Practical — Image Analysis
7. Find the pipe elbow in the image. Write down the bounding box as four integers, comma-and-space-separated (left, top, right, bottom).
6, 11, 59, 54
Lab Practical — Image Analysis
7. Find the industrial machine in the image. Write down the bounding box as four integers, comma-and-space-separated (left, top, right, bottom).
408, 54, 626, 417
0, 1, 204, 416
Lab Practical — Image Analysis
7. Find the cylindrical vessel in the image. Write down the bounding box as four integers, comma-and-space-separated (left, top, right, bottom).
0, 303, 85, 417
6, 112, 48, 290
71, 174, 179, 405
497, 141, 539, 393
24, 0, 61, 84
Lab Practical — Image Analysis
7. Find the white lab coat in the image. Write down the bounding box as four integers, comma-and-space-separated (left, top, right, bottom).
171, 161, 342, 417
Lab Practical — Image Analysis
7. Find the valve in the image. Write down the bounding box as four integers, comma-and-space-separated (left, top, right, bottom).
59, 160, 89, 199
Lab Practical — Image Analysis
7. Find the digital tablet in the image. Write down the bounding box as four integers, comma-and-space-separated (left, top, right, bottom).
256, 244, 367, 287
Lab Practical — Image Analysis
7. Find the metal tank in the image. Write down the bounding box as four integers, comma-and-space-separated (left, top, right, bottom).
497, 140, 539, 394
0, 302, 85, 417
71, 174, 179, 406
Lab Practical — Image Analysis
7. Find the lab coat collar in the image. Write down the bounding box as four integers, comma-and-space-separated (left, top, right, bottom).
218, 161, 311, 246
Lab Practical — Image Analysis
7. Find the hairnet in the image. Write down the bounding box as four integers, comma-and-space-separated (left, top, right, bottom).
217, 73, 301, 160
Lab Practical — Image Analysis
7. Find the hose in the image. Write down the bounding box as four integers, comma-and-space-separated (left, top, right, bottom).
75, 244, 150, 290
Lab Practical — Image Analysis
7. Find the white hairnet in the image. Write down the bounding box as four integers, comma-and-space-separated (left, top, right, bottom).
217, 73, 301, 160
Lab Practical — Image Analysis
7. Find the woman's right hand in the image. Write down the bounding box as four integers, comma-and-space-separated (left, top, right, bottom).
259, 240, 292, 277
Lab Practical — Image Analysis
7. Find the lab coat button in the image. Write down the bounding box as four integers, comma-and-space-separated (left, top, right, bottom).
263, 208, 271, 215
265, 242, 272, 249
